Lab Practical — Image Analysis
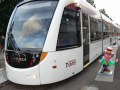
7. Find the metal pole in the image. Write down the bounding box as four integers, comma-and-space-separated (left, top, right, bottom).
101, 13, 104, 55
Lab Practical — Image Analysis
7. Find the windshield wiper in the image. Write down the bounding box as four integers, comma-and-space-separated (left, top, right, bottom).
20, 48, 42, 52
7, 22, 20, 51
5, 49, 41, 54
8, 33, 20, 51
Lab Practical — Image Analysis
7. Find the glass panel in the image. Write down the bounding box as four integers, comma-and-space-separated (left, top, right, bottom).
83, 14, 89, 45
7, 1, 58, 50
57, 6, 81, 50
90, 17, 102, 42
82, 13, 89, 65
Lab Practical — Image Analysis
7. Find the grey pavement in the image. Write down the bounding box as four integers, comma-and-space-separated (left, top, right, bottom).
0, 52, 7, 84
0, 69, 7, 84
0, 53, 5, 69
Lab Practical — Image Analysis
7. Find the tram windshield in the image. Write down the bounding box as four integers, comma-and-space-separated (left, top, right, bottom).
6, 1, 58, 68
7, 1, 58, 50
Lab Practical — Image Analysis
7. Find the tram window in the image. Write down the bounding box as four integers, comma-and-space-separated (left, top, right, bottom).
56, 8, 81, 50
103, 24, 110, 39
90, 17, 102, 42
109, 26, 112, 36
108, 26, 111, 37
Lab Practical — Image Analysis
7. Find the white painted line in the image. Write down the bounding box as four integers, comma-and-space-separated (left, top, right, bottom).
81, 86, 98, 90
111, 45, 118, 48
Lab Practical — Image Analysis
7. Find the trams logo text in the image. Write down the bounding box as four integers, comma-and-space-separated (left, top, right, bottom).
66, 59, 76, 68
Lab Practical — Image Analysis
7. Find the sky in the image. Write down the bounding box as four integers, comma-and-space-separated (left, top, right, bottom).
94, 0, 120, 24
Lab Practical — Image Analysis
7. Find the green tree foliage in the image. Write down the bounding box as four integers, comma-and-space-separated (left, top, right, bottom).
0, 0, 20, 35
99, 9, 112, 20
86, 0, 96, 8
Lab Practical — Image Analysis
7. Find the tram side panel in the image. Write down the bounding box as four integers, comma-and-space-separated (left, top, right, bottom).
40, 48, 83, 84
90, 40, 102, 63
40, 2, 84, 84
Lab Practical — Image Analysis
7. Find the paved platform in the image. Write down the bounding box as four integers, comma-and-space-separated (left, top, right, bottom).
0, 69, 7, 84
0, 53, 7, 84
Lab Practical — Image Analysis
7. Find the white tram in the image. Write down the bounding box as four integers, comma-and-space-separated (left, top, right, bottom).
4, 0, 120, 85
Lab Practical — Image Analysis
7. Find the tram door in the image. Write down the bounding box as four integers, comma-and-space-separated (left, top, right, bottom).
82, 13, 90, 66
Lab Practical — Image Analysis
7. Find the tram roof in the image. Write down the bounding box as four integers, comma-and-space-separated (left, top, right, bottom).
78, 0, 101, 19
18, 0, 100, 16
18, 0, 100, 19
102, 14, 112, 24
102, 14, 120, 29
18, 0, 59, 6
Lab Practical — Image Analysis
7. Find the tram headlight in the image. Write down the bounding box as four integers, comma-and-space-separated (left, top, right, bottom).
32, 75, 37, 79
27, 75, 38, 79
